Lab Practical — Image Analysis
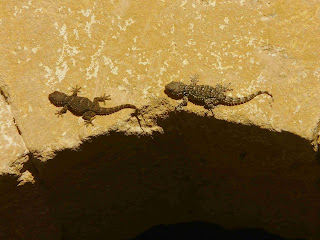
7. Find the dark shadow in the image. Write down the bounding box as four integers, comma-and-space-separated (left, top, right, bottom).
0, 174, 61, 240
132, 221, 305, 240
4, 111, 320, 239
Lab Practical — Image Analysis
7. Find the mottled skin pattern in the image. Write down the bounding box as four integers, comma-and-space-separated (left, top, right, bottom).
165, 74, 273, 115
49, 86, 138, 125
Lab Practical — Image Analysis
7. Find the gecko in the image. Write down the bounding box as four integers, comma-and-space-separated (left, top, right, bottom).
164, 74, 273, 115
49, 86, 140, 126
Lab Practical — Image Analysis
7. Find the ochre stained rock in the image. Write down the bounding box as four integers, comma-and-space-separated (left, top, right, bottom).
1, 0, 320, 239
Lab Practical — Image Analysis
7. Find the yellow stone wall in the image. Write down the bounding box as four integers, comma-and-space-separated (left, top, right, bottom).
2, 1, 320, 238
2, 0, 320, 150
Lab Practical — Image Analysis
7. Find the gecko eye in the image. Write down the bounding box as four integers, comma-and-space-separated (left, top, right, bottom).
48, 91, 67, 107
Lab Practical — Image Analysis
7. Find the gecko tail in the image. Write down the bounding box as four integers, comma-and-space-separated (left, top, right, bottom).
99, 104, 138, 115
224, 91, 273, 106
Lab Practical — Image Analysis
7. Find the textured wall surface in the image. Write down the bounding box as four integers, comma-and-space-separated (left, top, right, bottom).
1, 0, 320, 239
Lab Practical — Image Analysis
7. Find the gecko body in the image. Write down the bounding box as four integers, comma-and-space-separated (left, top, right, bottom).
165, 75, 273, 114
49, 86, 138, 125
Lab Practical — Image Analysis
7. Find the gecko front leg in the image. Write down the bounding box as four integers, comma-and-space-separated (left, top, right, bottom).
204, 98, 219, 116
71, 85, 81, 96
55, 105, 68, 117
176, 95, 189, 111
190, 74, 199, 86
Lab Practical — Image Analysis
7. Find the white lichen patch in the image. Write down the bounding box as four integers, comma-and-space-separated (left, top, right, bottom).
54, 22, 81, 81
85, 41, 105, 79
59, 24, 68, 41
118, 18, 135, 31
182, 59, 189, 65
55, 61, 69, 82
84, 14, 100, 38
103, 56, 119, 75
34, 7, 42, 13
157, 79, 163, 88
139, 58, 151, 65
170, 24, 175, 34
203, 0, 216, 7
256, 73, 266, 83
13, 0, 32, 16
142, 86, 152, 98
40, 63, 55, 86
31, 46, 39, 53
186, 39, 196, 47
60, 44, 80, 60
122, 78, 130, 85
118, 85, 128, 93
294, 105, 301, 114
73, 29, 79, 40
126, 69, 134, 77
58, 6, 73, 14
159, 66, 167, 76
0, 104, 27, 175
79, 9, 92, 17
1, 131, 16, 149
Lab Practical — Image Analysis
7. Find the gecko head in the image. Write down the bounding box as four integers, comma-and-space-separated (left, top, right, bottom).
48, 91, 67, 107
164, 81, 186, 99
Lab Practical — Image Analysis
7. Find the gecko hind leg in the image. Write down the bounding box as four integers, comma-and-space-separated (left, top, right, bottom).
223, 82, 233, 92
93, 94, 111, 105
204, 108, 215, 116
82, 111, 96, 126
215, 83, 233, 93
131, 108, 147, 132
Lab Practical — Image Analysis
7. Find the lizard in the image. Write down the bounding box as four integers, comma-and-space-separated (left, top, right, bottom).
164, 74, 273, 115
48, 86, 140, 126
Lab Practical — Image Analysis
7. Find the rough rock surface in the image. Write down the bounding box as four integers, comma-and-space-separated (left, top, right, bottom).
1, 0, 320, 239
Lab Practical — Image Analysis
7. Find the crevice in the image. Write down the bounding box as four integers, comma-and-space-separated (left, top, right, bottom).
13, 117, 22, 135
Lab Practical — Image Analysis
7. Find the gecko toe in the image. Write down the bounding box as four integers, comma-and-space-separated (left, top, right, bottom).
55, 111, 64, 118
